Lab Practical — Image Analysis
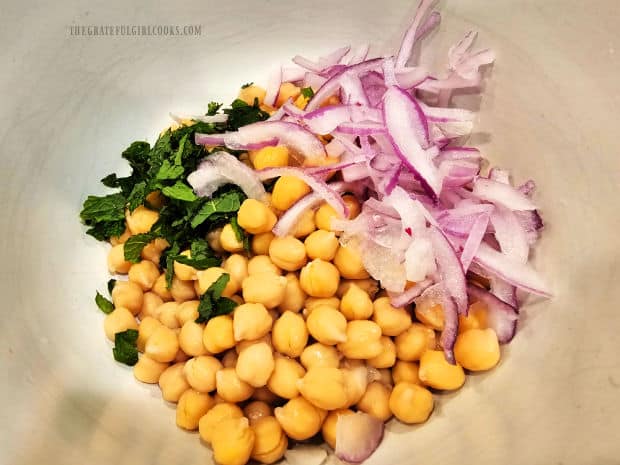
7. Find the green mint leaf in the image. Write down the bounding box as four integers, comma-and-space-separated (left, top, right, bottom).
207, 102, 223, 116
156, 159, 185, 181
127, 181, 148, 212
123, 233, 156, 263
85, 220, 126, 241
191, 190, 243, 228
231, 216, 251, 251
171, 239, 220, 270
162, 182, 197, 202
165, 242, 180, 289
195, 274, 236, 323
101, 173, 119, 188
107, 279, 117, 294
95, 291, 114, 314
112, 329, 139, 366
241, 82, 254, 89
80, 193, 126, 223
209, 273, 230, 300
301, 87, 314, 98
224, 98, 270, 131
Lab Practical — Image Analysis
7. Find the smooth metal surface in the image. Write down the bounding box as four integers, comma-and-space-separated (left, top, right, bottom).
1, 1, 618, 464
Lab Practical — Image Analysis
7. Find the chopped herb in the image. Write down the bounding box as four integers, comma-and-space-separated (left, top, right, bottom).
161, 181, 198, 202
107, 279, 117, 294
95, 291, 114, 314
207, 102, 223, 116
123, 233, 156, 263
173, 238, 220, 270
80, 193, 126, 224
191, 189, 244, 228
224, 98, 270, 131
112, 329, 139, 366
164, 242, 181, 289
230, 217, 250, 252
301, 87, 315, 98
196, 274, 237, 323
127, 181, 148, 212
241, 82, 254, 89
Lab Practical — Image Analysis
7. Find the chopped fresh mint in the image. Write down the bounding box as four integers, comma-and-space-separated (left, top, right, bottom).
112, 329, 139, 366
301, 87, 315, 98
95, 291, 114, 314
123, 233, 156, 263
241, 82, 254, 89
196, 273, 237, 323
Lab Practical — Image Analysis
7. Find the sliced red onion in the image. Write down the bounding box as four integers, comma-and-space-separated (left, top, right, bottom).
389, 279, 433, 307
488, 167, 511, 184
459, 212, 490, 271
473, 242, 551, 297
303, 72, 328, 90
194, 133, 278, 151
429, 226, 468, 314
489, 276, 518, 308
467, 284, 518, 344
394, 66, 430, 89
395, 0, 438, 68
272, 193, 322, 237
293, 46, 351, 73
188, 151, 266, 200
416, 10, 441, 41
284, 446, 328, 465
280, 100, 305, 117
304, 104, 382, 135
325, 138, 346, 157
335, 412, 385, 463
419, 102, 475, 123
340, 73, 370, 106
404, 236, 437, 282
439, 287, 459, 363
264, 67, 282, 107
490, 207, 529, 263
472, 177, 537, 211
382, 58, 398, 87
386, 186, 427, 233
281, 66, 306, 83
336, 121, 387, 136
341, 43, 370, 65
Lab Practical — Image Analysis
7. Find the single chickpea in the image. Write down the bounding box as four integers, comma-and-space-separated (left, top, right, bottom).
278, 273, 307, 313
233, 303, 273, 341
176, 300, 199, 326
340, 283, 374, 320
196, 267, 238, 297
141, 237, 170, 264
418, 350, 466, 390
183, 355, 222, 392
238, 84, 267, 105
304, 230, 339, 262
152, 273, 173, 301
267, 354, 306, 399
176, 389, 214, 430
322, 409, 355, 449
242, 273, 287, 308
247, 255, 282, 276
271, 176, 311, 211
145, 190, 164, 209
414, 301, 445, 331
235, 334, 272, 355
216, 367, 255, 402
206, 227, 224, 253
178, 321, 207, 356
458, 301, 489, 333
372, 297, 412, 336
357, 381, 393, 422
111, 280, 144, 316
300, 343, 341, 370
395, 323, 436, 362
252, 232, 275, 255
140, 292, 164, 320
198, 402, 244, 444
250, 415, 288, 464
137, 316, 162, 352
291, 208, 317, 239
298, 366, 348, 410
389, 382, 434, 424
306, 305, 347, 345
304, 296, 341, 313
271, 311, 308, 357
133, 355, 168, 384
342, 194, 361, 219
236, 342, 275, 388
223, 254, 249, 285
145, 325, 179, 363
368, 336, 397, 369
337, 320, 383, 359
333, 243, 369, 280
244, 401, 273, 425
269, 236, 307, 271
158, 362, 190, 402
211, 417, 255, 465
203, 315, 235, 354
125, 205, 158, 235
157, 302, 180, 329
237, 199, 278, 235
108, 244, 132, 274
453, 328, 500, 371
299, 259, 340, 298
314, 202, 340, 231
174, 250, 198, 281
110, 227, 131, 246
103, 307, 138, 341
220, 223, 245, 253
336, 279, 379, 299
392, 361, 420, 385
274, 396, 326, 441
252, 145, 289, 170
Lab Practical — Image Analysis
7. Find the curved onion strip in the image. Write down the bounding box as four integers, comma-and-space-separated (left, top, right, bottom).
429, 226, 468, 314
389, 279, 433, 307
395, 0, 438, 68
272, 193, 322, 237
335, 412, 384, 463
467, 283, 519, 343
472, 177, 537, 210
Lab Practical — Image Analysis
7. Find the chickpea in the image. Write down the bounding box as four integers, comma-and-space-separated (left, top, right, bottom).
152, 273, 173, 302
111, 281, 144, 316
220, 223, 245, 253
276, 82, 301, 107
252, 386, 279, 404
140, 292, 164, 320
271, 176, 311, 211
125, 205, 158, 234
291, 208, 317, 239
297, 366, 348, 410
458, 301, 488, 334
356, 381, 392, 422
237, 199, 278, 235
395, 323, 436, 362
244, 401, 273, 425
453, 328, 500, 371
333, 244, 370, 279
157, 302, 180, 329
242, 273, 287, 308
304, 230, 339, 261
304, 297, 340, 313
342, 363, 369, 406
198, 402, 244, 444
252, 145, 289, 170
337, 320, 383, 359
217, 367, 255, 402
108, 244, 132, 274
196, 267, 238, 297
235, 342, 275, 388
239, 84, 267, 105
103, 307, 138, 341
176, 389, 214, 430
170, 277, 196, 306
368, 336, 397, 368
299, 259, 340, 298
389, 382, 434, 424
223, 254, 249, 285
232, 303, 272, 342
137, 316, 162, 352
247, 255, 282, 276
251, 417, 288, 464
274, 396, 326, 441
272, 311, 308, 357
172, 251, 197, 281
300, 343, 341, 370
144, 325, 179, 363
314, 202, 340, 231
267, 354, 306, 399
252, 232, 275, 255
141, 237, 170, 264
144, 190, 164, 209
372, 297, 412, 336
340, 283, 374, 320
176, 300, 199, 326
235, 334, 272, 355
110, 227, 131, 246
342, 194, 361, 219
418, 350, 466, 390
222, 349, 239, 368
392, 361, 420, 385
203, 315, 235, 354
266, 236, 307, 272
337, 279, 379, 299
322, 409, 355, 449
278, 273, 306, 313
415, 301, 444, 331
306, 305, 347, 345
211, 417, 255, 465
128, 260, 160, 291
206, 227, 224, 253
158, 362, 190, 402
134, 354, 168, 384
184, 355, 221, 392
178, 321, 207, 356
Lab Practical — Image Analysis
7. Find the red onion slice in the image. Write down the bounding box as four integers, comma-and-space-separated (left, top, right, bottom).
472, 178, 537, 211
389, 279, 433, 307
459, 212, 490, 271
335, 412, 385, 463
490, 207, 529, 263
396, 0, 438, 68
429, 226, 468, 314
272, 193, 322, 237
467, 283, 519, 343
264, 67, 283, 107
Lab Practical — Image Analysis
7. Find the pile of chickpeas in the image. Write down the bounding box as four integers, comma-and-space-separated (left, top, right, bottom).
102, 86, 502, 465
